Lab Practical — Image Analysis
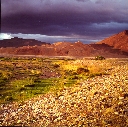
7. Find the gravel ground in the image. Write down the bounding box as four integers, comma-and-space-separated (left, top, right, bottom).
0, 59, 128, 127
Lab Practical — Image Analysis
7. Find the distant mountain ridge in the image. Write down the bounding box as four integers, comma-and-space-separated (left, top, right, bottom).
0, 31, 128, 58
0, 37, 49, 47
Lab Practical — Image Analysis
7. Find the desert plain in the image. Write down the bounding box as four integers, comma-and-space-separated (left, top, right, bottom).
0, 56, 128, 126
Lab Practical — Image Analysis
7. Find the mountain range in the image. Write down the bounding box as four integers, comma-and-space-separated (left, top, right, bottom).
0, 30, 128, 58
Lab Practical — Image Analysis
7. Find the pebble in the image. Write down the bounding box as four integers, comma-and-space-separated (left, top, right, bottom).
119, 96, 124, 100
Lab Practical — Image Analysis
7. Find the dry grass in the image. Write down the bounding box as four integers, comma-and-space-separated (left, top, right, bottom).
0, 57, 128, 126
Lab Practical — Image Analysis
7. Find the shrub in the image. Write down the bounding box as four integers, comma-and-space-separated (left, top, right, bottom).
95, 56, 105, 60
53, 64, 60, 68
77, 67, 89, 74
4, 96, 14, 101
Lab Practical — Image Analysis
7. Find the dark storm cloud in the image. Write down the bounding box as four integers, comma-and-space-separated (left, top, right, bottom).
1, 0, 128, 43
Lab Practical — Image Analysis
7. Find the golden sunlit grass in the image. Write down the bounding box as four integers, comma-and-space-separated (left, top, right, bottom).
0, 56, 124, 104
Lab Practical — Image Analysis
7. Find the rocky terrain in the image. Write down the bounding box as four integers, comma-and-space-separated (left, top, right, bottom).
0, 30, 128, 126
0, 30, 128, 58
0, 58, 128, 126
97, 30, 128, 53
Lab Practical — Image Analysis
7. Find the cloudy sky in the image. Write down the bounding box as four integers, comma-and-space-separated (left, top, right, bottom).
1, 0, 128, 43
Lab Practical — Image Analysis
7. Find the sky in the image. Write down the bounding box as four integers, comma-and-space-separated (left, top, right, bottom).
1, 0, 128, 43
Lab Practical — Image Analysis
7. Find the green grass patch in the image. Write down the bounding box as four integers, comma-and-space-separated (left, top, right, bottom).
0, 56, 110, 104
0, 78, 57, 103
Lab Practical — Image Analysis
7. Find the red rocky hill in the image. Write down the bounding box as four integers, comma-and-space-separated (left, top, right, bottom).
97, 30, 128, 53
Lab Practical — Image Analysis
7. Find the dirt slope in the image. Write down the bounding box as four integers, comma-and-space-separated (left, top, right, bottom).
97, 30, 128, 52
